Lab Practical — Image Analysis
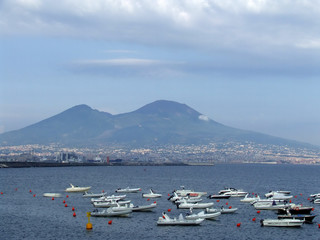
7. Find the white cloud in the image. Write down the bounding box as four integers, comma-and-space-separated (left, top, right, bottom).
198, 115, 210, 121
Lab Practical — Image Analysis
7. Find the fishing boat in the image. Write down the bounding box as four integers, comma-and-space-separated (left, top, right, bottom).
157, 212, 204, 226
260, 219, 304, 227
65, 184, 91, 193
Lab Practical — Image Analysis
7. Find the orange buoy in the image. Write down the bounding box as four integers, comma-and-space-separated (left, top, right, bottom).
33, 194, 36, 197
102, 190, 105, 193
226, 202, 229, 205
257, 210, 260, 214
300, 193, 302, 196
252, 217, 256, 221
147, 198, 150, 201
72, 207, 75, 211
308, 198, 310, 201
65, 204, 68, 207
73, 212, 76, 217
236, 223, 241, 227
1, 192, 3, 195
294, 195, 297, 198
63, 200, 66, 203
86, 212, 93, 230
154, 201, 156, 204
312, 208, 315, 211
167, 209, 171, 212
66, 195, 69, 198
29, 190, 32, 193
216, 200, 220, 202
108, 220, 112, 225
228, 206, 232, 209
318, 224, 320, 228
289, 200, 292, 203
52, 197, 55, 200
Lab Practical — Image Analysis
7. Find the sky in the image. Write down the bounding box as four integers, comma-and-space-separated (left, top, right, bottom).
1, 0, 320, 145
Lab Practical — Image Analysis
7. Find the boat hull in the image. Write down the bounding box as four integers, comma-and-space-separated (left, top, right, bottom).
261, 219, 304, 227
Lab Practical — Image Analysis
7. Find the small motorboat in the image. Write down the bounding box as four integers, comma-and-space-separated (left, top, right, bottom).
207, 194, 231, 199
157, 212, 204, 226
176, 199, 214, 209
185, 209, 221, 220
82, 192, 107, 198
312, 199, 320, 204
240, 194, 260, 203
253, 201, 293, 210
218, 206, 238, 214
90, 208, 132, 217
260, 219, 304, 227
65, 184, 91, 193
173, 187, 207, 197
113, 202, 157, 212
265, 191, 291, 198
142, 189, 162, 198
218, 187, 247, 197
174, 197, 202, 204
93, 200, 131, 208
43, 193, 62, 198
277, 205, 313, 215
115, 187, 141, 193
168, 192, 202, 202
310, 193, 320, 198
278, 214, 316, 224
91, 194, 126, 203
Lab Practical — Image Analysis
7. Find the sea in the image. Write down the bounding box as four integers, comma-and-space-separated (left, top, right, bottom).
1, 164, 320, 240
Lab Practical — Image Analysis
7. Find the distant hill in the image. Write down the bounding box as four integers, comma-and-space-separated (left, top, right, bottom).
0, 100, 314, 148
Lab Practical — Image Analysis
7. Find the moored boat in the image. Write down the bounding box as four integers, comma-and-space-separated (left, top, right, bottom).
260, 219, 304, 227
157, 212, 204, 226
278, 214, 316, 224
82, 192, 107, 198
115, 187, 141, 193
176, 199, 214, 209
65, 184, 91, 193
43, 193, 62, 198
90, 208, 132, 217
185, 209, 221, 220
240, 194, 260, 203
142, 189, 162, 198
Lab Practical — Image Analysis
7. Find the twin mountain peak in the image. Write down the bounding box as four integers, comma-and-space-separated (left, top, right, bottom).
0, 100, 309, 147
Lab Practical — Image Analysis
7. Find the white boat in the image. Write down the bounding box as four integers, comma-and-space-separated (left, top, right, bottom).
113, 202, 157, 212
219, 206, 238, 214
91, 194, 126, 203
260, 219, 304, 227
142, 189, 162, 198
43, 193, 62, 198
265, 191, 291, 198
240, 194, 260, 203
65, 184, 91, 193
267, 193, 293, 200
177, 199, 214, 209
313, 199, 320, 204
185, 209, 221, 220
310, 193, 320, 198
115, 187, 141, 193
169, 192, 201, 202
173, 187, 207, 197
93, 200, 131, 208
82, 192, 107, 198
90, 208, 132, 217
218, 187, 247, 197
174, 197, 202, 204
157, 212, 204, 226
254, 201, 293, 210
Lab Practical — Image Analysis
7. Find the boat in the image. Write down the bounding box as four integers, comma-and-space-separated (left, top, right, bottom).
207, 194, 231, 199
218, 187, 247, 197
90, 208, 132, 217
265, 191, 291, 198
43, 193, 62, 198
174, 197, 203, 204
310, 193, 320, 198
113, 202, 157, 212
277, 205, 313, 215
240, 194, 260, 203
115, 187, 141, 193
185, 209, 221, 220
260, 219, 304, 227
157, 212, 204, 226
142, 189, 162, 198
82, 192, 107, 198
176, 199, 214, 209
168, 192, 202, 202
173, 187, 207, 197
91, 194, 126, 203
93, 200, 131, 208
278, 214, 316, 224
218, 206, 238, 214
312, 199, 320, 204
65, 184, 91, 193
253, 201, 293, 210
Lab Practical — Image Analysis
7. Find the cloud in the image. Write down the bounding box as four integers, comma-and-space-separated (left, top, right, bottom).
1, 0, 320, 51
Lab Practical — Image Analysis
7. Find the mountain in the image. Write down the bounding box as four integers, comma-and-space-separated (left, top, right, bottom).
0, 100, 312, 147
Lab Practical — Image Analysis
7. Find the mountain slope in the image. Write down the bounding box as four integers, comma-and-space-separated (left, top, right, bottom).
0, 100, 312, 147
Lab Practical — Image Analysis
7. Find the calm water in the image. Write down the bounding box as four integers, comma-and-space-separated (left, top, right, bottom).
1, 164, 320, 240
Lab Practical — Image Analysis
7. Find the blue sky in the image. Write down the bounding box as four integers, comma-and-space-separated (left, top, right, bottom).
1, 0, 320, 145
